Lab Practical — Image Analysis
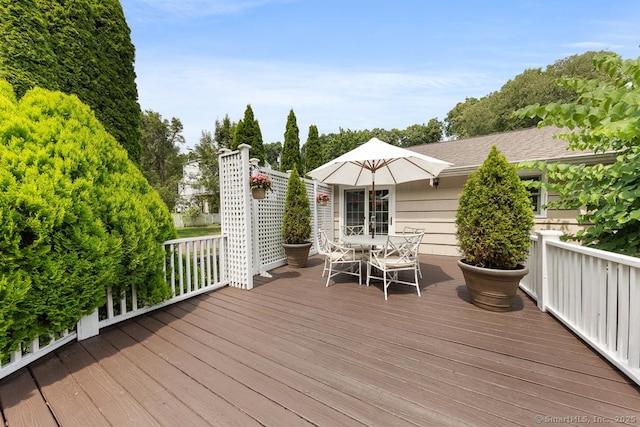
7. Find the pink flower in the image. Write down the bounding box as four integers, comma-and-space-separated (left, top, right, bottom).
249, 174, 272, 191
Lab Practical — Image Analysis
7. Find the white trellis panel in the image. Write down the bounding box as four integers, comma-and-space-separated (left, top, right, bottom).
254, 169, 288, 272
219, 145, 253, 289
314, 181, 334, 242
218, 147, 339, 278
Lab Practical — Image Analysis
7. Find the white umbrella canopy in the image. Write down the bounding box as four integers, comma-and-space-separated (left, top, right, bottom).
307, 137, 452, 186
308, 137, 453, 237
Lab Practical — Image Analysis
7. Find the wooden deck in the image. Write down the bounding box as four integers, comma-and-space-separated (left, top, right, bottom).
1, 255, 639, 426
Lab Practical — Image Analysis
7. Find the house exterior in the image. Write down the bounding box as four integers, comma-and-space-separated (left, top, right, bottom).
176, 160, 212, 213
330, 126, 615, 256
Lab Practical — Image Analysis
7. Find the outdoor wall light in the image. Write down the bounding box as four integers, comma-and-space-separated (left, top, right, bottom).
430, 177, 439, 189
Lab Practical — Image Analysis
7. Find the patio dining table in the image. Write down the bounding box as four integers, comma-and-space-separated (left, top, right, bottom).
340, 234, 391, 250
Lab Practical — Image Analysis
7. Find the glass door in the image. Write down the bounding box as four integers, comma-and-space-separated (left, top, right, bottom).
343, 187, 394, 237
371, 188, 390, 236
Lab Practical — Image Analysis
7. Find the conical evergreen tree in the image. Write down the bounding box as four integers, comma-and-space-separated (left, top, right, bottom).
281, 109, 301, 172
304, 124, 322, 174
0, 0, 142, 163
231, 119, 244, 150
282, 166, 311, 244
230, 105, 265, 164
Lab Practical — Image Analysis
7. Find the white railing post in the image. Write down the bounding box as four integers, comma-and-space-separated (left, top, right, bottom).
77, 308, 100, 340
313, 180, 319, 249
535, 230, 563, 312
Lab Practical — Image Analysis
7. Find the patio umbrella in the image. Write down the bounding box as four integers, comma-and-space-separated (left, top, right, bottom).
307, 137, 453, 237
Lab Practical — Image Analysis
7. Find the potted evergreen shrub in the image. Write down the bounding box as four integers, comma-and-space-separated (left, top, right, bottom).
282, 166, 312, 267
455, 146, 535, 312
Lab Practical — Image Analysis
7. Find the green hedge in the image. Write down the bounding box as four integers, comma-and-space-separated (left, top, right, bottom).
0, 81, 175, 359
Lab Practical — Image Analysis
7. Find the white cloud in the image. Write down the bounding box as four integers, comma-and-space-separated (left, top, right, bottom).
134, 54, 496, 147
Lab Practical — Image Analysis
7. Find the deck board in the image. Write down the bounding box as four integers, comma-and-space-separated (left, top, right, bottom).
0, 370, 57, 427
1, 255, 639, 426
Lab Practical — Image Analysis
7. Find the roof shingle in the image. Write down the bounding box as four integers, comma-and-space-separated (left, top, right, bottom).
408, 126, 604, 174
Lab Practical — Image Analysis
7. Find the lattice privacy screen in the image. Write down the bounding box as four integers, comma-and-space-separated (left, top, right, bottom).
220, 145, 335, 286
219, 146, 252, 289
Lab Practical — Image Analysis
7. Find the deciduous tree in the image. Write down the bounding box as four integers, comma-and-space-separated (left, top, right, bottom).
517, 53, 640, 256
445, 51, 614, 139
193, 130, 220, 212
140, 110, 186, 210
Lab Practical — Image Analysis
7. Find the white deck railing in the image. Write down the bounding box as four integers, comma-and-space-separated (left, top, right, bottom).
522, 231, 640, 386
0, 235, 228, 380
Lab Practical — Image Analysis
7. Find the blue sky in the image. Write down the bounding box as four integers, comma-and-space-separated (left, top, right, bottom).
120, 0, 640, 149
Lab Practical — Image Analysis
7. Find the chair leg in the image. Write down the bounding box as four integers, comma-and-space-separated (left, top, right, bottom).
383, 271, 389, 301
356, 261, 361, 285
366, 263, 371, 287
415, 268, 421, 297
325, 263, 333, 287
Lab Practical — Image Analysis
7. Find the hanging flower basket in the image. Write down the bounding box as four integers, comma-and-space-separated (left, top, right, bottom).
252, 188, 266, 200
316, 193, 330, 206
249, 174, 272, 199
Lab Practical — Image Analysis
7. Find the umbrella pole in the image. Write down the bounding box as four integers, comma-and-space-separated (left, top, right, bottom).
371, 172, 375, 238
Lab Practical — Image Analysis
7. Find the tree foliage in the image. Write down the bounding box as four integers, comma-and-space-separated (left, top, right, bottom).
315, 121, 443, 168
445, 51, 614, 139
0, 81, 175, 360
517, 53, 640, 256
140, 110, 186, 210
0, 0, 141, 163
192, 130, 220, 212
264, 141, 283, 168
231, 105, 265, 164
281, 109, 302, 173
455, 146, 534, 269
282, 166, 311, 244
214, 114, 236, 150
303, 124, 322, 173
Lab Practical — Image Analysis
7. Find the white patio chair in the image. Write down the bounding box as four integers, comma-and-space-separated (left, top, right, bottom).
341, 224, 370, 253
318, 229, 362, 287
402, 226, 425, 234
366, 233, 422, 300
401, 227, 425, 278
343, 224, 365, 236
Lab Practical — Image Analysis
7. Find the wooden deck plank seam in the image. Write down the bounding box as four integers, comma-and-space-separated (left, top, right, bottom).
191, 290, 640, 418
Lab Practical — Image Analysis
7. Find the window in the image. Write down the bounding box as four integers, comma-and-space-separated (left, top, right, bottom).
521, 176, 544, 216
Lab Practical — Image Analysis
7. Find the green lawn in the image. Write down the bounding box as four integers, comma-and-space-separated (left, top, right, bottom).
175, 224, 221, 239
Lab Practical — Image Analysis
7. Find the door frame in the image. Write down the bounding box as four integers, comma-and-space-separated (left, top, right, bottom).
338, 185, 396, 238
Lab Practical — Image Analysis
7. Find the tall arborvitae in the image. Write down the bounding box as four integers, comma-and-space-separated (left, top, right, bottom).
281, 109, 301, 172
231, 105, 265, 164
303, 124, 322, 174
0, 0, 142, 163
231, 119, 244, 150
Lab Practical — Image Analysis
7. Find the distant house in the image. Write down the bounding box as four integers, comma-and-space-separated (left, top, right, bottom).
330, 126, 615, 256
176, 160, 212, 213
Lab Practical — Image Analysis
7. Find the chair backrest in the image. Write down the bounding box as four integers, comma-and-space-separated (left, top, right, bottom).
318, 228, 331, 255
343, 225, 365, 236
403, 226, 425, 235
383, 233, 422, 261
